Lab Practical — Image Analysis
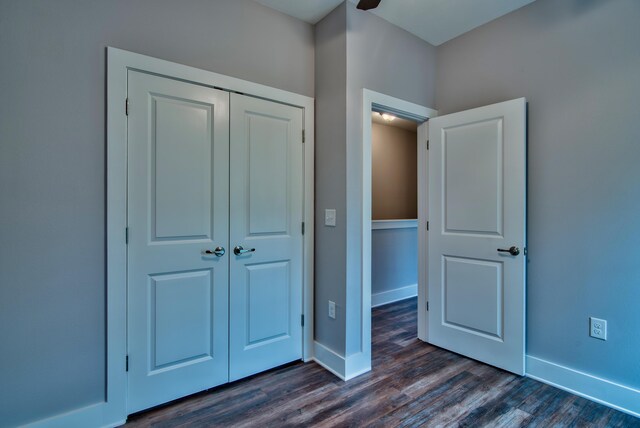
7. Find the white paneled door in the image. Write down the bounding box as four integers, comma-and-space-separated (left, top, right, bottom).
229, 94, 304, 381
127, 71, 230, 413
127, 72, 304, 412
427, 98, 526, 375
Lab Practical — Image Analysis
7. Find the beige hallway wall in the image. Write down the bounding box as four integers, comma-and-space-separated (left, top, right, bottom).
372, 123, 418, 220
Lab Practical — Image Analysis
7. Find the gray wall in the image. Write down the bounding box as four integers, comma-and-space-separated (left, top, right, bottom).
314, 2, 348, 353
313, 1, 437, 358
372, 227, 418, 296
0, 1, 313, 425
372, 123, 418, 220
436, 0, 640, 390
343, 1, 437, 356
314, 1, 437, 358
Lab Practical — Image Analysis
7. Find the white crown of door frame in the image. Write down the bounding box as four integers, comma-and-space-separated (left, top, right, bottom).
358, 89, 437, 378
24, 47, 316, 428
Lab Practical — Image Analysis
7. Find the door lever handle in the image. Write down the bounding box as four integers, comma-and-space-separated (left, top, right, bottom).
203, 246, 225, 257
233, 246, 256, 256
497, 246, 520, 256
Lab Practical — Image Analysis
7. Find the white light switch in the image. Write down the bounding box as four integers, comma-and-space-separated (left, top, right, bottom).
328, 301, 336, 319
325, 209, 336, 226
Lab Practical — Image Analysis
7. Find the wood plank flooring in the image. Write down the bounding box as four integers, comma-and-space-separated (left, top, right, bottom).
125, 298, 639, 427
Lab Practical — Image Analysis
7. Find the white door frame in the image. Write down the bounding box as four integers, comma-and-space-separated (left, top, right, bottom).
104, 47, 314, 424
361, 89, 437, 366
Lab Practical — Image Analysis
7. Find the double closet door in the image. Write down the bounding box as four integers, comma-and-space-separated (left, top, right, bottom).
126, 71, 304, 413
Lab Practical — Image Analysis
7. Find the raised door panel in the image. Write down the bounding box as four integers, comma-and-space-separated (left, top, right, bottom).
443, 118, 503, 237
247, 113, 290, 236
152, 97, 213, 241
151, 270, 215, 369
442, 256, 503, 340
246, 262, 291, 346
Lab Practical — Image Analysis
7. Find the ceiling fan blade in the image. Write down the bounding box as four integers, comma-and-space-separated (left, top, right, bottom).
356, 0, 381, 11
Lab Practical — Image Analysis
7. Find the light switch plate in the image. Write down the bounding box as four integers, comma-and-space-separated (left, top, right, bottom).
328, 300, 336, 319
325, 209, 336, 226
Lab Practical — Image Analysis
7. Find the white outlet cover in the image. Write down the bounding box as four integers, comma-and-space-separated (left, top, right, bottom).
325, 209, 336, 227
590, 317, 607, 340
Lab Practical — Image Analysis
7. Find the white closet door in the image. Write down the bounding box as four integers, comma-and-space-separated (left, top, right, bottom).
428, 98, 527, 375
229, 94, 304, 381
127, 71, 230, 413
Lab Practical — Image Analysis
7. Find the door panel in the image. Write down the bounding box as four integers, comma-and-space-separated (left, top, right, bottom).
152, 96, 214, 240
246, 261, 291, 345
127, 71, 230, 413
428, 98, 526, 375
443, 256, 502, 339
229, 94, 304, 381
443, 118, 503, 236
246, 113, 290, 235
151, 269, 214, 368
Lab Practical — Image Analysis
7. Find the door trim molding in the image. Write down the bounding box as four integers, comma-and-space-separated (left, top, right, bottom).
104, 47, 315, 424
359, 89, 437, 378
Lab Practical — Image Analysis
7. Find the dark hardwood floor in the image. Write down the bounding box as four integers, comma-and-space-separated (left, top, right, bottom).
125, 298, 639, 427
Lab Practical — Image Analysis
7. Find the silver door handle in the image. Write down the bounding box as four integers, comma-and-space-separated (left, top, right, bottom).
497, 246, 520, 256
203, 246, 225, 257
233, 246, 255, 256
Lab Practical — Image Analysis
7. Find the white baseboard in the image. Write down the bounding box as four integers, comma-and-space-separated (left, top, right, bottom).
526, 355, 640, 418
22, 401, 124, 428
313, 341, 347, 380
313, 341, 371, 382
372, 284, 417, 308
344, 351, 371, 381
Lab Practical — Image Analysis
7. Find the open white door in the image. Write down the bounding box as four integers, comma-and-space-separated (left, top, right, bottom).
428, 98, 526, 375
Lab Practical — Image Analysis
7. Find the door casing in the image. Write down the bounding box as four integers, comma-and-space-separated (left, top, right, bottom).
106, 47, 315, 423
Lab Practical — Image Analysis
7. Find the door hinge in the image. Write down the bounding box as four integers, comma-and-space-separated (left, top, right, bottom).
426, 221, 429, 231
126, 355, 129, 372
426, 140, 429, 150
302, 129, 305, 143
125, 98, 129, 116
426, 301, 429, 311
125, 227, 129, 244
301, 314, 305, 327
302, 222, 305, 235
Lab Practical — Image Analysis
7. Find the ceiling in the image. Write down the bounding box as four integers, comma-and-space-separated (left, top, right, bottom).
255, 0, 536, 46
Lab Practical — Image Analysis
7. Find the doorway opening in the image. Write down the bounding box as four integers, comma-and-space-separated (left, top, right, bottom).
360, 89, 437, 377
370, 109, 420, 310
369, 108, 423, 360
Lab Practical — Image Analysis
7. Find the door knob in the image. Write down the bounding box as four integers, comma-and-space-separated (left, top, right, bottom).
233, 246, 256, 256
497, 246, 520, 256
203, 246, 225, 257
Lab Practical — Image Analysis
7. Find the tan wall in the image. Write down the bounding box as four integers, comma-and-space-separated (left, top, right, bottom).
372, 123, 417, 220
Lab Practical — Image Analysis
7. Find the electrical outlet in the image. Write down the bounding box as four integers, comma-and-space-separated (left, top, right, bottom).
590, 317, 607, 340
325, 209, 336, 227
328, 300, 336, 319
